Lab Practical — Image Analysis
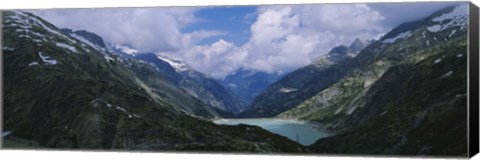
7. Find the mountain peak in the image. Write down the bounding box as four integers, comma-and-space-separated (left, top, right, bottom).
157, 55, 190, 73
348, 37, 365, 53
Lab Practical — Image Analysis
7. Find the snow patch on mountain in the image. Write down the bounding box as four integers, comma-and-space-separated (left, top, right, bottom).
2, 131, 14, 137
115, 106, 127, 113
56, 42, 77, 53
426, 25, 442, 32
383, 31, 411, 43
433, 4, 469, 23
15, 28, 48, 42
104, 55, 115, 62
14, 11, 76, 43
279, 87, 298, 93
70, 33, 105, 52
157, 55, 189, 72
38, 51, 58, 65
440, 71, 453, 79
2, 47, 15, 51
114, 45, 138, 55
427, 4, 468, 33
6, 11, 82, 48
28, 61, 39, 67
18, 35, 43, 43
128, 114, 142, 119
448, 30, 457, 38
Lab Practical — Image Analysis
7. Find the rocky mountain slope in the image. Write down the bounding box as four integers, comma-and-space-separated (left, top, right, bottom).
239, 37, 367, 117
62, 31, 246, 115
58, 28, 223, 118
1, 10, 308, 152
307, 4, 469, 155
61, 27, 245, 116
245, 4, 469, 155
310, 38, 468, 155
136, 53, 245, 114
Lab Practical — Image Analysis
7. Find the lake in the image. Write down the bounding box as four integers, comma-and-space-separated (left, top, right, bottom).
213, 118, 330, 145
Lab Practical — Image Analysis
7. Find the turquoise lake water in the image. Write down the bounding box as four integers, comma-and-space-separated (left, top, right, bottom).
213, 118, 330, 145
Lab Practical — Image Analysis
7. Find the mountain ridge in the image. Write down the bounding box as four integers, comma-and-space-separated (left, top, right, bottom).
1, 10, 308, 151
136, 53, 246, 114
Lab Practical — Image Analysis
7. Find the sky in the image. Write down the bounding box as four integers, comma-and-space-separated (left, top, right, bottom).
30, 2, 464, 79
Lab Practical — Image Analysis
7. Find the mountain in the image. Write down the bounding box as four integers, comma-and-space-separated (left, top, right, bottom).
61, 29, 106, 48
1, 10, 308, 151
348, 38, 366, 53
136, 53, 246, 114
252, 4, 469, 155
310, 38, 468, 155
312, 38, 366, 68
239, 38, 366, 117
60, 28, 108, 52
221, 68, 284, 104
278, 3, 468, 124
58, 29, 223, 118
61, 28, 245, 116
112, 44, 138, 55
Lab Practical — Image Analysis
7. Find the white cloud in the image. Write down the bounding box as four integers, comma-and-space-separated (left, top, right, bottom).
249, 7, 299, 45
181, 30, 227, 47
173, 39, 243, 78
158, 4, 388, 79
300, 4, 385, 35
31, 4, 387, 79
191, 4, 386, 79
31, 8, 210, 53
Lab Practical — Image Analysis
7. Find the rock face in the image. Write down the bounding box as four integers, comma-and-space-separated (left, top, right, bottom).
243, 4, 469, 155
2, 11, 309, 152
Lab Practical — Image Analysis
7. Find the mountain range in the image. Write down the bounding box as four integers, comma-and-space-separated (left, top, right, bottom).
135, 53, 246, 115
238, 36, 367, 117
241, 4, 469, 155
1, 3, 470, 156
1, 10, 306, 151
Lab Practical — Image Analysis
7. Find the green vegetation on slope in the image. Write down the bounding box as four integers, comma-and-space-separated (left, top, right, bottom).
310, 38, 468, 156
2, 11, 308, 152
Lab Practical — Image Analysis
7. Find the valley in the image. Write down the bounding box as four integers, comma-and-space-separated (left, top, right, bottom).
1, 2, 471, 157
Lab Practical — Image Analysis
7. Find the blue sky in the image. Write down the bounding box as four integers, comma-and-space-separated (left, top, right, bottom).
182, 6, 257, 46
31, 2, 466, 79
